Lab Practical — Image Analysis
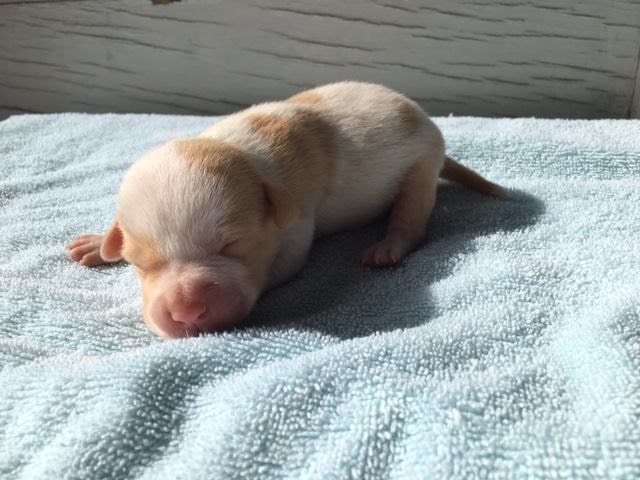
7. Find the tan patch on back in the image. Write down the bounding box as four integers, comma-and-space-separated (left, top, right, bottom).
249, 112, 334, 162
246, 109, 336, 203
398, 100, 422, 135
297, 108, 337, 160
287, 90, 324, 105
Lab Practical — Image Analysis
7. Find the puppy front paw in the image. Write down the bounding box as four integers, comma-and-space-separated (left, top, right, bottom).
67, 234, 108, 267
360, 237, 408, 268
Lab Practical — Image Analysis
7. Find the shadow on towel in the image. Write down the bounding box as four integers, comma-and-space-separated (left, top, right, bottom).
245, 186, 545, 339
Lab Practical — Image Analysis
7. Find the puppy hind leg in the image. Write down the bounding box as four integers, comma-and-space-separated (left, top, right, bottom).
360, 158, 439, 267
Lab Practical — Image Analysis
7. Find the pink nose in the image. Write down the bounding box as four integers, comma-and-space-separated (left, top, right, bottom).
169, 303, 207, 325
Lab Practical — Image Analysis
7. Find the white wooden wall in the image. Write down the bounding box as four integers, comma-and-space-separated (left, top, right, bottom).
1, 0, 639, 119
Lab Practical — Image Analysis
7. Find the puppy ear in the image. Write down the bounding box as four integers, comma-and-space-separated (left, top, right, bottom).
100, 220, 124, 262
262, 181, 298, 229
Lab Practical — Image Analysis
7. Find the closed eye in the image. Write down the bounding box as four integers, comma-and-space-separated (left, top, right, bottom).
220, 238, 248, 258
126, 257, 163, 274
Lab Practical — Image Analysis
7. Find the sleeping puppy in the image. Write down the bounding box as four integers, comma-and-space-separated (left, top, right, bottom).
67, 81, 506, 338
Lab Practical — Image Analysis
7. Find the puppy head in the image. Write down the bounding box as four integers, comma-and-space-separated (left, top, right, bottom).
104, 138, 297, 338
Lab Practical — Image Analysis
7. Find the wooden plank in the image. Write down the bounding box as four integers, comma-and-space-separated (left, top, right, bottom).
0, 106, 33, 121
1, 0, 639, 118
632, 47, 640, 118
0, 0, 86, 4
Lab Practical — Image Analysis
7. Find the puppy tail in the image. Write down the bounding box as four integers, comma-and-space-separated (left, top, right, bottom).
440, 155, 508, 198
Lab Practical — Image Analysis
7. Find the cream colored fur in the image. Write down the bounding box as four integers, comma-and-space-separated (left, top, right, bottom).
68, 81, 505, 338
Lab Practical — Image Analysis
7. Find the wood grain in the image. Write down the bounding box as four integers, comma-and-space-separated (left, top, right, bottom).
632, 46, 640, 118
1, 0, 639, 119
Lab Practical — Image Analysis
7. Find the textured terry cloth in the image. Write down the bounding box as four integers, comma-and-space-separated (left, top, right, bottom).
0, 113, 639, 480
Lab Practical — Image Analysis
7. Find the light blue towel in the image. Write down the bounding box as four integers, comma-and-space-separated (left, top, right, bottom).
0, 114, 638, 479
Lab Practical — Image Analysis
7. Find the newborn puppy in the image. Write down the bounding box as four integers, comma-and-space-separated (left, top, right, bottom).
68, 81, 506, 338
